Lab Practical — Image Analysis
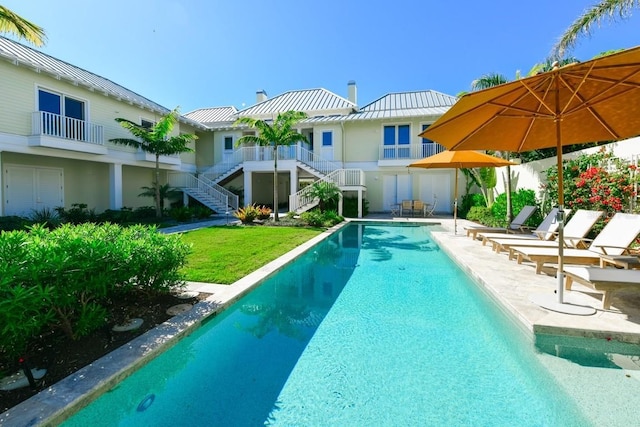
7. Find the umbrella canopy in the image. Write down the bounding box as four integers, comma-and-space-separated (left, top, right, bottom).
420, 46, 640, 313
409, 150, 515, 234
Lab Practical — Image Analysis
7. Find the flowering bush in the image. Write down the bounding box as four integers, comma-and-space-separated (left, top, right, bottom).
541, 150, 639, 236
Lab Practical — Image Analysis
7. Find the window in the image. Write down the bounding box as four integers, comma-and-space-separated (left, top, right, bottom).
322, 131, 333, 147
421, 124, 434, 144
383, 124, 411, 158
224, 136, 233, 150
38, 89, 86, 140
141, 119, 155, 129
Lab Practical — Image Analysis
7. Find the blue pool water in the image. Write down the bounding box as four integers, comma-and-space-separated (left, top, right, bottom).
63, 223, 591, 426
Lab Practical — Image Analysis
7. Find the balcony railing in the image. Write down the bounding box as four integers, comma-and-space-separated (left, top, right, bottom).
379, 142, 446, 160
32, 111, 104, 145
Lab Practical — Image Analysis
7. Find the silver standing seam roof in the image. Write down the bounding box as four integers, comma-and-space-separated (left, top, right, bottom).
0, 36, 206, 129
184, 106, 238, 125
236, 88, 357, 117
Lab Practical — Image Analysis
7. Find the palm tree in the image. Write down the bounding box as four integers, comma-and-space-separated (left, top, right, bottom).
138, 182, 182, 211
552, 0, 637, 58
470, 73, 516, 222
307, 181, 341, 212
0, 6, 46, 46
110, 108, 197, 218
234, 110, 308, 221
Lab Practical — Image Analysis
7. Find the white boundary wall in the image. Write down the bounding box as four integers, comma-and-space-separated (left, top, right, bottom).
493, 137, 640, 200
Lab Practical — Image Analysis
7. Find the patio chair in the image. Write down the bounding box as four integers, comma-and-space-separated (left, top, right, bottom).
400, 200, 413, 217
412, 200, 425, 217
424, 196, 437, 217
564, 266, 640, 310
477, 208, 565, 247
466, 205, 537, 240
512, 212, 640, 274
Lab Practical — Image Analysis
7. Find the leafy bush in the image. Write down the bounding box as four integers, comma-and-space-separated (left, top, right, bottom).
0, 216, 30, 232
191, 206, 214, 219
55, 203, 96, 224
168, 206, 193, 222
465, 206, 502, 226
0, 223, 191, 354
300, 209, 344, 227
459, 193, 486, 219
491, 189, 542, 226
234, 204, 260, 224
256, 205, 272, 220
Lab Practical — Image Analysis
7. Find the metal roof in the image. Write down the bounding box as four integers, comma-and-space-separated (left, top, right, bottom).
184, 106, 238, 125
359, 90, 457, 112
0, 36, 205, 129
236, 88, 356, 117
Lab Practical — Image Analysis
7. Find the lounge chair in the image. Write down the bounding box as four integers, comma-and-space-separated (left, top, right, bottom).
466, 205, 537, 240
564, 266, 640, 310
489, 209, 603, 257
424, 196, 437, 217
512, 212, 640, 274
477, 208, 565, 247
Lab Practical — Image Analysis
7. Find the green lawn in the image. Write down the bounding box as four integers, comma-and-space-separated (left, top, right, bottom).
179, 226, 323, 284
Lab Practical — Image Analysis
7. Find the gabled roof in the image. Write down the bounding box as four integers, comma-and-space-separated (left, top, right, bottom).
236, 88, 356, 117
0, 36, 205, 129
184, 106, 238, 125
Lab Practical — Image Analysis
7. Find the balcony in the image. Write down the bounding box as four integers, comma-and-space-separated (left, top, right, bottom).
29, 111, 107, 154
378, 143, 446, 166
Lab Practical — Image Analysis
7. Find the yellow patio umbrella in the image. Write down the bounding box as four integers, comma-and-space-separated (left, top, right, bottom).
420, 46, 640, 314
409, 150, 515, 234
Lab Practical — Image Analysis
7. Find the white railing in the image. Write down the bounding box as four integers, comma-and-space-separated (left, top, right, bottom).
289, 169, 364, 212
296, 145, 342, 175
32, 111, 104, 145
379, 142, 446, 160
168, 172, 239, 211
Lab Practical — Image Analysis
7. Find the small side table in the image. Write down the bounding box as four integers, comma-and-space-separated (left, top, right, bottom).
600, 254, 640, 269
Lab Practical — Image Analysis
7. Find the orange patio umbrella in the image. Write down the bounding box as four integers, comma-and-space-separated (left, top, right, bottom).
420, 46, 640, 314
409, 150, 515, 234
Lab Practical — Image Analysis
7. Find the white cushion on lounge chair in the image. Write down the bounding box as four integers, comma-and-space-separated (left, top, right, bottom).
478, 208, 564, 245
466, 205, 537, 239
512, 213, 640, 274
564, 266, 640, 309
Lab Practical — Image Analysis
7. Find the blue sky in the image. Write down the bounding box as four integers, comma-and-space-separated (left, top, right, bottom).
3, 1, 638, 114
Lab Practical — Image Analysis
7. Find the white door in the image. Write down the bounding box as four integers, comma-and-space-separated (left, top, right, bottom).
419, 172, 450, 213
397, 174, 412, 202
383, 175, 397, 210
5, 165, 63, 217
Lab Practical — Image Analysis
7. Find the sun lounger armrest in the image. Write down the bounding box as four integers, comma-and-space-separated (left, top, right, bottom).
593, 245, 636, 255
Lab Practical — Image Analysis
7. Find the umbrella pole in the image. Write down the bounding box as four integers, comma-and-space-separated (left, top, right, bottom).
556, 120, 565, 304
454, 169, 458, 234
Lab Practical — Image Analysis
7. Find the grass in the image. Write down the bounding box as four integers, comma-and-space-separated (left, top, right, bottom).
179, 225, 323, 284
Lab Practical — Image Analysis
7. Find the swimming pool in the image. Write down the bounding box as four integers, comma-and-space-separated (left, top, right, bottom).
60, 223, 625, 425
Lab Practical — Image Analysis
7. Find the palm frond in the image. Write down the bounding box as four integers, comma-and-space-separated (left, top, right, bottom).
0, 6, 46, 46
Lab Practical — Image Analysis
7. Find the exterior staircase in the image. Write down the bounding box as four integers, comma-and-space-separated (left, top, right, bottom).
170, 144, 365, 215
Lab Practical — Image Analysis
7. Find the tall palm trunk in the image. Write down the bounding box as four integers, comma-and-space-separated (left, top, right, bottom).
155, 155, 162, 218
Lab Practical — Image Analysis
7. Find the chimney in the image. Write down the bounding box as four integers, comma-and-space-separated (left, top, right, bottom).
256, 89, 268, 103
347, 80, 357, 106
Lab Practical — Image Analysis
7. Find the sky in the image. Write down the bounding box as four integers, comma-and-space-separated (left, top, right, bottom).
3, 1, 639, 114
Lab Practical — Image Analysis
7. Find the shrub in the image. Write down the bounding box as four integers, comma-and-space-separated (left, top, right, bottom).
168, 206, 193, 222
491, 189, 541, 227
0, 216, 30, 232
459, 193, 486, 219
30, 207, 60, 229
0, 223, 191, 353
256, 205, 272, 220
191, 205, 214, 219
55, 203, 96, 224
234, 204, 260, 224
465, 206, 502, 226
300, 209, 344, 228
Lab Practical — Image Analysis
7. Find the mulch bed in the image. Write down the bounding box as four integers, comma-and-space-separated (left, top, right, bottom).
0, 290, 210, 413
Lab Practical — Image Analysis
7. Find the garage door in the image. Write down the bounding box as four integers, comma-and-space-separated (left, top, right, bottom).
4, 165, 64, 217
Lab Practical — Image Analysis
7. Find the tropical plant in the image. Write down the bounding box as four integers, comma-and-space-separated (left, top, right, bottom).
552, 0, 638, 58
110, 108, 197, 218
234, 111, 308, 221
0, 6, 46, 46
234, 204, 260, 224
307, 181, 341, 213
139, 182, 182, 211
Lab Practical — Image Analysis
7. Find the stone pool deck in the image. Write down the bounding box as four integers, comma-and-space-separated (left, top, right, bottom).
2, 215, 640, 426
